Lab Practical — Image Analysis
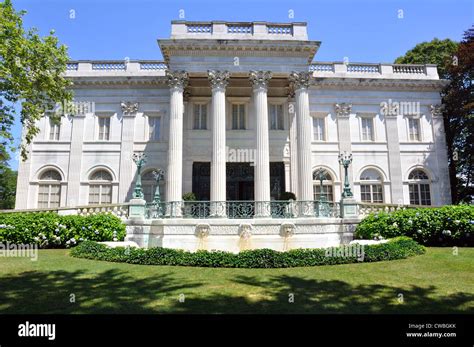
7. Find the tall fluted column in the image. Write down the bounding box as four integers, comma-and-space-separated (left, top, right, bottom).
250, 70, 272, 217
208, 70, 230, 217
290, 72, 313, 214
165, 71, 188, 216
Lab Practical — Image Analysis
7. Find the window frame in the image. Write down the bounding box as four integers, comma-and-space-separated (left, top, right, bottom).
147, 115, 162, 141
269, 103, 284, 130
408, 117, 421, 142
193, 103, 208, 130
360, 117, 374, 142
97, 115, 111, 141
312, 116, 326, 141
231, 103, 246, 130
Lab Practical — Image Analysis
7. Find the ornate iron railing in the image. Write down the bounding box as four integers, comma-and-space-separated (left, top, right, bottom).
145, 201, 341, 219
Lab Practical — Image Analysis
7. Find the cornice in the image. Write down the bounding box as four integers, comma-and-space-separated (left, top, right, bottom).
312, 78, 447, 91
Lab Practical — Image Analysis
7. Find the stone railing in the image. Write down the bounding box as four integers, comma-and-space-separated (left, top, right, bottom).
186, 23, 212, 33
144, 200, 341, 219
227, 24, 253, 34
392, 64, 426, 74
0, 204, 129, 219
358, 203, 427, 217
309, 62, 439, 79
267, 24, 292, 35
170, 21, 308, 40
92, 62, 126, 70
65, 60, 168, 76
139, 62, 168, 70
347, 63, 380, 73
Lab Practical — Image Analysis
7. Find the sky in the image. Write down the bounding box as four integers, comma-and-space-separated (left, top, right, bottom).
7, 0, 474, 170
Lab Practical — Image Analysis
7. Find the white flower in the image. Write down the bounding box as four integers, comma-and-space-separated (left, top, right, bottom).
392, 222, 398, 227
442, 230, 452, 236
33, 237, 39, 241
408, 219, 413, 224
454, 220, 460, 225
94, 230, 99, 235
417, 229, 422, 234
55, 228, 59, 233
113, 237, 118, 242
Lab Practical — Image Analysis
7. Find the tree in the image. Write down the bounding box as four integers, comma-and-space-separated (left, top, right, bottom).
0, 0, 72, 162
0, 163, 17, 209
443, 27, 474, 203
395, 33, 473, 203
394, 38, 458, 79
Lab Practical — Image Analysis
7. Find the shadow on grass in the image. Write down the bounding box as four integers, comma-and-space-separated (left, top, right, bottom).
0, 271, 472, 314
0, 269, 203, 314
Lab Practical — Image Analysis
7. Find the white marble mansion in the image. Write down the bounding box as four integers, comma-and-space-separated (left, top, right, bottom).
15, 20, 451, 210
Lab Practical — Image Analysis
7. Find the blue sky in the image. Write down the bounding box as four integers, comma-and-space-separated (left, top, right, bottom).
7, 0, 473, 169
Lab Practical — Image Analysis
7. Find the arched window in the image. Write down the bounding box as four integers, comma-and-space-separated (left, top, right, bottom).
38, 169, 62, 208
408, 169, 431, 205
360, 169, 383, 203
312, 169, 334, 202
142, 170, 165, 203
89, 170, 113, 205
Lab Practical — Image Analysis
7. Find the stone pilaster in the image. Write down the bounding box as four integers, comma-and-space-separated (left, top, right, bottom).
289, 71, 313, 205
165, 71, 188, 211
334, 102, 354, 197
208, 70, 230, 216
431, 104, 451, 205
249, 70, 272, 216
118, 102, 138, 202
66, 114, 86, 206
384, 113, 404, 204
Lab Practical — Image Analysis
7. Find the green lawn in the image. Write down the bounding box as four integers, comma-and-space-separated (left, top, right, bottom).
0, 248, 473, 314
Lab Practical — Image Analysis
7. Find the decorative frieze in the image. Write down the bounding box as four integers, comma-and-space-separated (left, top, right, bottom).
120, 101, 139, 114
166, 70, 189, 90
208, 70, 230, 90
334, 103, 352, 117
289, 71, 312, 90
249, 70, 272, 90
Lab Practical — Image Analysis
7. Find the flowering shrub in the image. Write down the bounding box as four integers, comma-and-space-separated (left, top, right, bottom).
0, 212, 126, 248
70, 237, 425, 268
355, 205, 474, 246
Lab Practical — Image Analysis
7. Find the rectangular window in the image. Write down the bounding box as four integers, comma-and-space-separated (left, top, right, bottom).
409, 118, 421, 141
38, 184, 60, 208
98, 117, 110, 141
89, 185, 100, 204
409, 184, 420, 205
313, 117, 325, 141
232, 104, 245, 130
269, 104, 284, 130
148, 116, 161, 141
419, 184, 431, 205
89, 184, 112, 205
361, 184, 383, 203
49, 119, 60, 141
313, 185, 334, 202
361, 118, 374, 141
193, 104, 207, 130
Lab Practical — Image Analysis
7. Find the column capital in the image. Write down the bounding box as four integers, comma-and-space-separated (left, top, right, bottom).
334, 102, 352, 117
249, 70, 272, 90
208, 70, 230, 90
430, 104, 444, 117
120, 101, 139, 115
166, 70, 189, 90
289, 71, 312, 90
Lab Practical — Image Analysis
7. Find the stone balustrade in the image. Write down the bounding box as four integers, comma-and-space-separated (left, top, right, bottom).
170, 21, 308, 40
309, 62, 439, 79
0, 204, 129, 219
65, 60, 168, 77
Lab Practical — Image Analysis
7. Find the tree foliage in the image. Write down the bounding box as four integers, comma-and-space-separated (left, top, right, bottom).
394, 38, 458, 79
0, 164, 17, 209
395, 31, 473, 203
0, 0, 72, 161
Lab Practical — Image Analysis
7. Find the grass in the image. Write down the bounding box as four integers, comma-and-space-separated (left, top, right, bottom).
0, 247, 473, 314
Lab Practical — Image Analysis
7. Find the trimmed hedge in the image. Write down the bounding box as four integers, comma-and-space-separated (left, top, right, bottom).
0, 212, 126, 248
355, 205, 474, 246
70, 237, 425, 268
